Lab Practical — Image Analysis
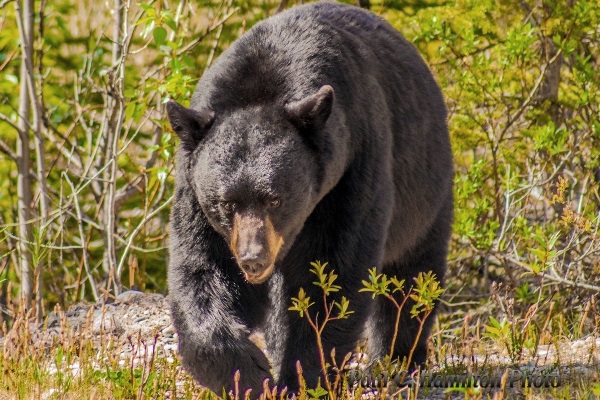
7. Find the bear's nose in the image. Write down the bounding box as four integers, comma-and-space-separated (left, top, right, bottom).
239, 252, 268, 272
240, 262, 264, 276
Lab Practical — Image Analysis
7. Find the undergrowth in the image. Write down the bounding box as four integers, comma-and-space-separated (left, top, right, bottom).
0, 305, 203, 400
1, 264, 598, 399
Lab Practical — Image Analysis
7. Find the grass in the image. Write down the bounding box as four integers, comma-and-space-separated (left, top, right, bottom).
1, 268, 599, 399
0, 306, 204, 400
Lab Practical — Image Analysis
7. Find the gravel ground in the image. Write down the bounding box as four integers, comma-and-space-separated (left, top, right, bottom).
2, 291, 178, 369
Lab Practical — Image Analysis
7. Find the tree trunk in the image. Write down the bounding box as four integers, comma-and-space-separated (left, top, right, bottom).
15, 0, 34, 312
16, 0, 49, 321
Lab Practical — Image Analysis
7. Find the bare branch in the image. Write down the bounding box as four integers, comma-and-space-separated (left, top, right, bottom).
276, 0, 288, 13
0, 137, 17, 162
501, 255, 600, 293
137, 6, 239, 86
116, 194, 173, 279
0, 112, 23, 135
204, 0, 233, 73
114, 121, 163, 210
0, 0, 14, 9
64, 172, 100, 301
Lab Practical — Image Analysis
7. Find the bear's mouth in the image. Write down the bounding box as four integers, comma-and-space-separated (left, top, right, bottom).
243, 263, 275, 284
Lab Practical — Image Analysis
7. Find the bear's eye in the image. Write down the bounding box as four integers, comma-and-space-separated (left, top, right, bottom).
269, 197, 281, 208
220, 201, 235, 213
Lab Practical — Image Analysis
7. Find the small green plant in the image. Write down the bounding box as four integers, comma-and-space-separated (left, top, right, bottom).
289, 263, 445, 397
482, 282, 554, 364
360, 268, 407, 363
289, 261, 354, 397
361, 269, 445, 372
408, 271, 445, 365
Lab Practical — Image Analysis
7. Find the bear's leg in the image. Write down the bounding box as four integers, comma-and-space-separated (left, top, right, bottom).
367, 199, 452, 368
170, 272, 272, 396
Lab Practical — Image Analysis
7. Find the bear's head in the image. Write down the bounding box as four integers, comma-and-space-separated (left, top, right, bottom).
167, 85, 334, 284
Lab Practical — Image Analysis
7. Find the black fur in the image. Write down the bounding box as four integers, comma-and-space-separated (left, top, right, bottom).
167, 2, 453, 396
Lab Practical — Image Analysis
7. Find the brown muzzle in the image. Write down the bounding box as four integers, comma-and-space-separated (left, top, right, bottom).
230, 211, 284, 284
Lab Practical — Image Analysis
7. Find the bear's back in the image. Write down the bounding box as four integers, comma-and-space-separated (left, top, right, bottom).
191, 2, 428, 113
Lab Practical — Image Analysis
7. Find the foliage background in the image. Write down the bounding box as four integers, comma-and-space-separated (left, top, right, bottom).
0, 0, 598, 377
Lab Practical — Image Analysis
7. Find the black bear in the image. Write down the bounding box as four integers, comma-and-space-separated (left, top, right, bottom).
166, 1, 453, 396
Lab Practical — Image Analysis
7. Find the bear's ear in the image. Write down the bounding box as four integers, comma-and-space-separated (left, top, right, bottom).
166, 100, 215, 147
284, 85, 334, 131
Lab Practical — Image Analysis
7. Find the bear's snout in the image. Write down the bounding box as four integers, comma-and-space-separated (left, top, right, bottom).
238, 248, 269, 276
230, 211, 284, 284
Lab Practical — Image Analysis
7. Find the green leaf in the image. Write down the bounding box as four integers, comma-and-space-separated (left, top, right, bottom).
139, 3, 156, 17
153, 26, 167, 46
306, 385, 328, 399
123, 88, 137, 98
335, 296, 354, 319
125, 102, 137, 122
289, 288, 314, 318
163, 15, 177, 31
